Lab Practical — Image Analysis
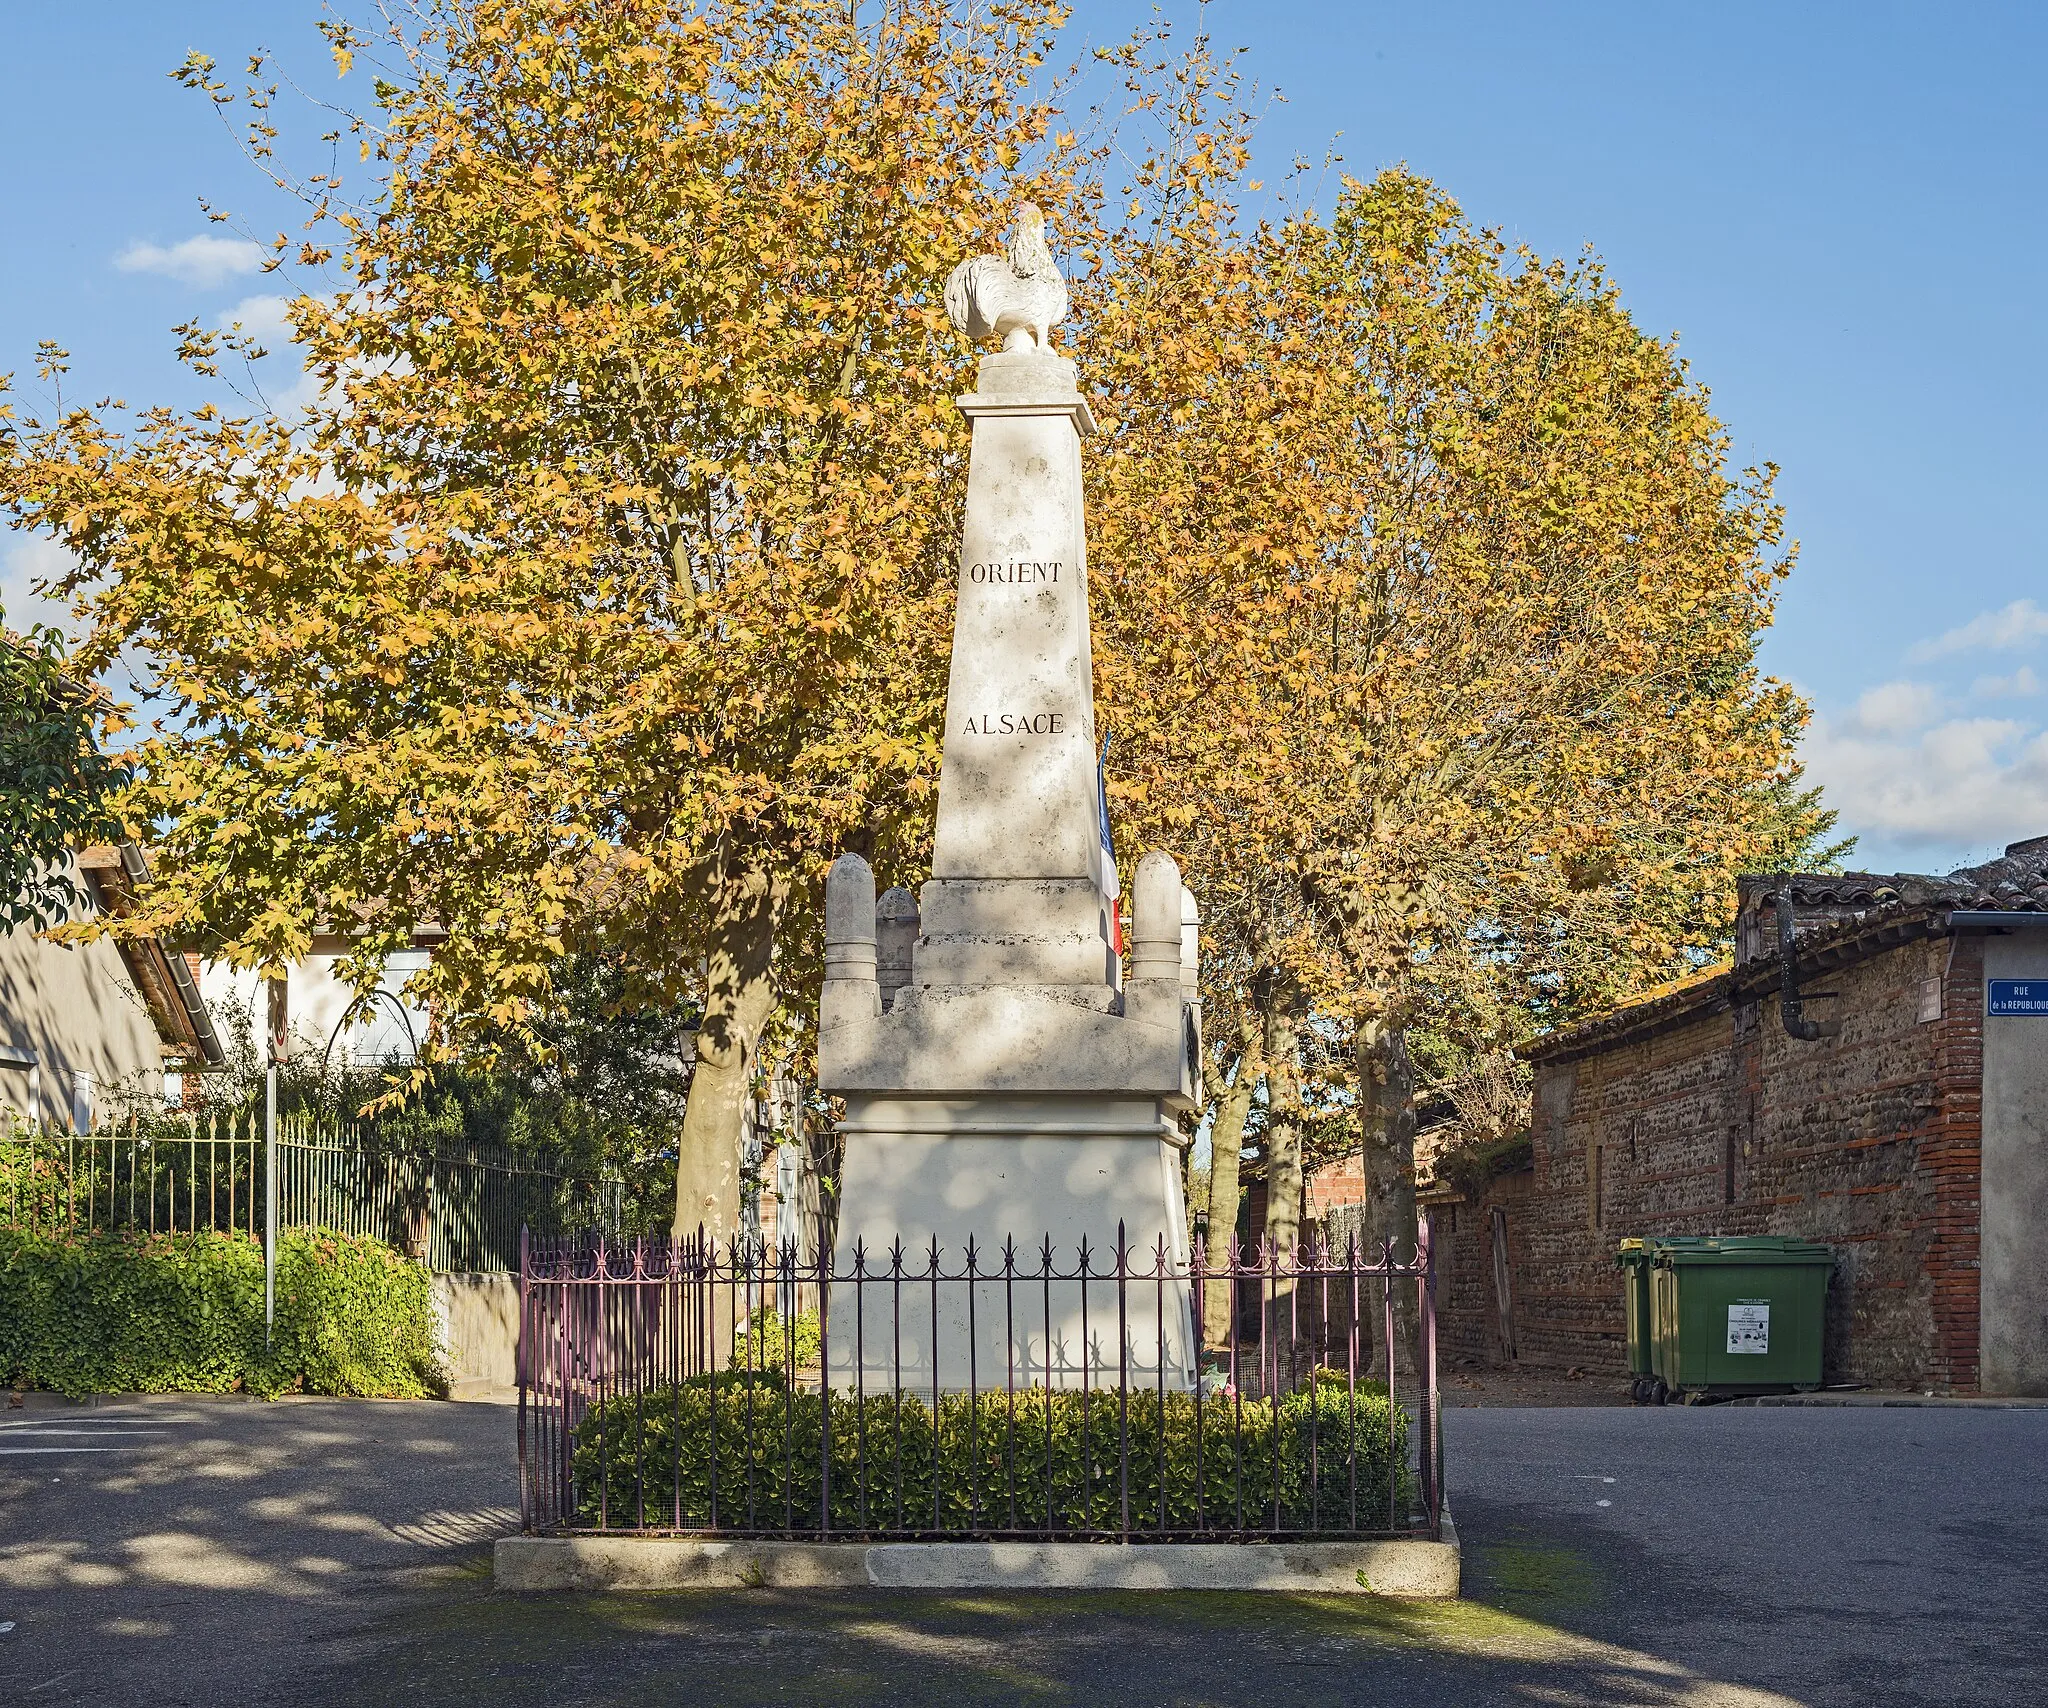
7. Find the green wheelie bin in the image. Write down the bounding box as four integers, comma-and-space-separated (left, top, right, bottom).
1616, 1239, 1655, 1400
1649, 1236, 1833, 1401
1617, 1237, 1706, 1403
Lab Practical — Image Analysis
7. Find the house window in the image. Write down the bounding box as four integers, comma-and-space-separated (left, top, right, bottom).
1, 1045, 40, 1130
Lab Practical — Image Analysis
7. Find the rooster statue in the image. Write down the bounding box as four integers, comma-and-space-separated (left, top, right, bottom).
944, 202, 1069, 352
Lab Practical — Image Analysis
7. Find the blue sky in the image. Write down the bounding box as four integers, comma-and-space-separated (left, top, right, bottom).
4, 1, 2044, 876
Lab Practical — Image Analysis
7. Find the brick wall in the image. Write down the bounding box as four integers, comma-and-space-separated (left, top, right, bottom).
1416, 1173, 1533, 1367
1430, 931, 1984, 1391
1927, 934, 1985, 1391
1304, 1152, 1367, 1222
1305, 1137, 1528, 1368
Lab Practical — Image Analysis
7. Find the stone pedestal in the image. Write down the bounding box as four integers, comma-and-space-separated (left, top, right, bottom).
818, 350, 1203, 1391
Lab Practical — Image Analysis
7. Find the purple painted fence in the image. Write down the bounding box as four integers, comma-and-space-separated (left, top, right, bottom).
518, 1223, 1441, 1542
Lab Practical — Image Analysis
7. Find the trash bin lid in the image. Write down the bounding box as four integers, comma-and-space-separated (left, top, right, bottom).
1618, 1235, 1710, 1265
1654, 1236, 1832, 1266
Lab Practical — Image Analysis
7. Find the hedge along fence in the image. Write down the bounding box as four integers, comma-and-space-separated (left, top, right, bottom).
0, 1227, 446, 1400
570, 1376, 1410, 1537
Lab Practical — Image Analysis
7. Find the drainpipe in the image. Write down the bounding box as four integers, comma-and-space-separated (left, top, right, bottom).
1776, 881, 1837, 1042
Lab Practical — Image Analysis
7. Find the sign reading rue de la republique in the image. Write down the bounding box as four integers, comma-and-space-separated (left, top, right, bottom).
1987, 980, 2047, 1017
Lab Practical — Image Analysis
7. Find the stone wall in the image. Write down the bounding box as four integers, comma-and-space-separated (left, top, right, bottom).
1420, 1171, 1533, 1368
1302, 1142, 1530, 1372
431, 1272, 520, 1401
1489, 931, 1988, 1391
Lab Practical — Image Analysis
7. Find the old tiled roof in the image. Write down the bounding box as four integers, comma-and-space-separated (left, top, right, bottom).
1772, 838, 2048, 914
1522, 835, 2048, 1065
72, 844, 227, 1068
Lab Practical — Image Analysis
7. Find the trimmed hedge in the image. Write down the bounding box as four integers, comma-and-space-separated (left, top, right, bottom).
572, 1376, 1409, 1534
0, 1226, 446, 1400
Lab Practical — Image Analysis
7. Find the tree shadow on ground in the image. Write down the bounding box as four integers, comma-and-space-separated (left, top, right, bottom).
316, 1573, 1812, 1708
10, 1394, 1972, 1707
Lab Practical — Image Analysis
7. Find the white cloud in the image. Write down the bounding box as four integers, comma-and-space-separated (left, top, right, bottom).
1973, 663, 2041, 699
226, 293, 296, 353
1851, 680, 1942, 735
116, 234, 267, 288
1802, 710, 2048, 855
1, 534, 79, 637
1909, 598, 2048, 662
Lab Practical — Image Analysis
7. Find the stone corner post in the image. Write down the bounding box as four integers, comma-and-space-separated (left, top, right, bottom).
821, 855, 880, 1042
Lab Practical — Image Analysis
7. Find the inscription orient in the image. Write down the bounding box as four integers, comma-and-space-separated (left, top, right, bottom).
968, 561, 1061, 585
960, 711, 1066, 736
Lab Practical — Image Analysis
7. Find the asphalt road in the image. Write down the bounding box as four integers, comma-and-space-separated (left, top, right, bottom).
2, 1393, 2042, 1705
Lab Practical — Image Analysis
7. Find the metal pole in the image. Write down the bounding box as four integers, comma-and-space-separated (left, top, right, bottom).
1420, 1211, 1442, 1541
263, 975, 288, 1346
264, 1060, 278, 1342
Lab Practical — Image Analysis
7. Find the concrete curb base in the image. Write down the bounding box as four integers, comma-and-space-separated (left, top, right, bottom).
495, 1518, 1459, 1598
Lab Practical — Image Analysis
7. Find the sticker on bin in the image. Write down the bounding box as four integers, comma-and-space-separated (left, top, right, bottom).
1726, 1301, 1771, 1354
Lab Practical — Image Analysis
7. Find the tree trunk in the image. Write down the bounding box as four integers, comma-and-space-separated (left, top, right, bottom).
672, 851, 787, 1249
1359, 1015, 1420, 1377
1199, 1015, 1262, 1353
1257, 976, 1308, 1383
1260, 975, 1305, 1257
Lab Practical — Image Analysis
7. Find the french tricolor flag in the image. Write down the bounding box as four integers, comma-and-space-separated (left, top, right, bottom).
1096, 730, 1122, 955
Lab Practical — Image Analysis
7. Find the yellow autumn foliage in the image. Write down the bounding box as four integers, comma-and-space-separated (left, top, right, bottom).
0, 3, 1834, 1247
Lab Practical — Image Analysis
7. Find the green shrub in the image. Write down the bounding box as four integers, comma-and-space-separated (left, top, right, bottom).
266, 1229, 446, 1398
571, 1382, 1409, 1534
0, 1142, 70, 1231
738, 1307, 821, 1373
0, 1226, 445, 1400
686, 1368, 789, 1394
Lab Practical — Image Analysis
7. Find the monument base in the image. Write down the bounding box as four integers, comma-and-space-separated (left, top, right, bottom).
495, 1524, 1462, 1597
827, 1095, 1195, 1392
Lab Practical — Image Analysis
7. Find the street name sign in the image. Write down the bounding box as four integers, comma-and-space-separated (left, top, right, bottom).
1987, 980, 2047, 1017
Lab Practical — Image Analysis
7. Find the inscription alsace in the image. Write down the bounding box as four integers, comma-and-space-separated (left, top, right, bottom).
967, 561, 1061, 585
960, 710, 1066, 736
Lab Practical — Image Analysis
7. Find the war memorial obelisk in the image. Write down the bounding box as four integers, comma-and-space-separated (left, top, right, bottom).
817, 206, 1203, 1391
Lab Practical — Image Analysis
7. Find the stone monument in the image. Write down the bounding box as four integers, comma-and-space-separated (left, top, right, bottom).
818, 205, 1204, 1392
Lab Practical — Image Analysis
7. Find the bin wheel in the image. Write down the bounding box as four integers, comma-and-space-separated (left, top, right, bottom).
1649, 1378, 1668, 1407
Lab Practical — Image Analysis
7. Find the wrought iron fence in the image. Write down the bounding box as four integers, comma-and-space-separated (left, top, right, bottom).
518, 1225, 1441, 1542
0, 1112, 622, 1272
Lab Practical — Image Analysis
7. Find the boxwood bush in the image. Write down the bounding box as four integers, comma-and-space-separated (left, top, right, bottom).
571, 1374, 1409, 1535
0, 1226, 445, 1400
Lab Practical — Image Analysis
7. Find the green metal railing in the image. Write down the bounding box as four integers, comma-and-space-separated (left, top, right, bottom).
0, 1111, 621, 1273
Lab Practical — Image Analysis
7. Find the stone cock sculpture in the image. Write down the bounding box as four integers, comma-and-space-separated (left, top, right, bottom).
943, 202, 1068, 352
